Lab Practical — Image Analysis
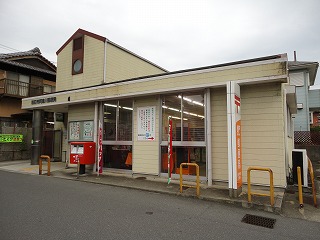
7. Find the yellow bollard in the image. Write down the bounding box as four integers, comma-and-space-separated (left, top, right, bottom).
179, 163, 200, 197
297, 167, 304, 209
39, 155, 51, 176
308, 158, 318, 208
247, 167, 274, 207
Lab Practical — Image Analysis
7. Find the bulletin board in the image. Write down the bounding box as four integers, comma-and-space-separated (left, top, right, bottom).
69, 120, 94, 141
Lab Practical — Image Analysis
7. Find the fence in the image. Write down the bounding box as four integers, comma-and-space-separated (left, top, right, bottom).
0, 126, 32, 161
294, 131, 320, 145
294, 131, 320, 162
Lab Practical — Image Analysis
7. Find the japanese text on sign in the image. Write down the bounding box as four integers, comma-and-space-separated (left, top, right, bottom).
0, 134, 23, 143
137, 106, 155, 141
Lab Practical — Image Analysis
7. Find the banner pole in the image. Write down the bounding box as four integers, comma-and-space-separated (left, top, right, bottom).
168, 116, 172, 184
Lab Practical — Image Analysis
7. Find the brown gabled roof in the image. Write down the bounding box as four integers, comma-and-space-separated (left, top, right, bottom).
56, 28, 106, 55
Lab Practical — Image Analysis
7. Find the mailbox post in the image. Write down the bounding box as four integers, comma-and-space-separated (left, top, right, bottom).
70, 142, 96, 175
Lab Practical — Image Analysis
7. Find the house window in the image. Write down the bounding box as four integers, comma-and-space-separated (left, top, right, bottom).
72, 36, 84, 75
309, 112, 313, 124
6, 72, 30, 97
43, 84, 55, 94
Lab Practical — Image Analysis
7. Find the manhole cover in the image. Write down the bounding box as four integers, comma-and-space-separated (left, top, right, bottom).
241, 214, 276, 229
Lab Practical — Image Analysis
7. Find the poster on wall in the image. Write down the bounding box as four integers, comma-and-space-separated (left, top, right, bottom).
137, 106, 156, 141
69, 122, 80, 140
69, 120, 94, 141
83, 121, 94, 140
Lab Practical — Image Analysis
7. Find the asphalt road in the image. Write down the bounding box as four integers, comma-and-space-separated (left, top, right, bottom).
1, 170, 319, 240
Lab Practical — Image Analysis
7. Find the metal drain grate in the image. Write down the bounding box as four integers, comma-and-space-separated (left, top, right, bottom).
241, 214, 276, 229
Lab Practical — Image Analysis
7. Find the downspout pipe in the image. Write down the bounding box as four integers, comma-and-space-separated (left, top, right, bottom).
103, 40, 108, 83
206, 89, 212, 186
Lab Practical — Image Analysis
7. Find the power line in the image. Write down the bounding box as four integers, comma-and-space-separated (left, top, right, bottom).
0, 43, 57, 65
0, 43, 20, 52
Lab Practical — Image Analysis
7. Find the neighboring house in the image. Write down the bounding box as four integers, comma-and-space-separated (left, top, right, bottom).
308, 89, 320, 127
288, 61, 319, 131
0, 47, 56, 160
23, 29, 297, 194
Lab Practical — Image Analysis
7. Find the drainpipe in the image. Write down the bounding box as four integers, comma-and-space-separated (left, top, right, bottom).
206, 89, 212, 186
94, 102, 98, 174
103, 40, 108, 83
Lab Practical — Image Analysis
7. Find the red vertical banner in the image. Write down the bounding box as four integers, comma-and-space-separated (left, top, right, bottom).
98, 120, 103, 174
236, 120, 242, 188
168, 117, 172, 184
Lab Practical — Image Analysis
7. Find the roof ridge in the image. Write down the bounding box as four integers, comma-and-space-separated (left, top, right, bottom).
0, 47, 56, 70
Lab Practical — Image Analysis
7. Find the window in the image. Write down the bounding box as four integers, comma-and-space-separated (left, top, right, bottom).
6, 72, 29, 96
73, 37, 83, 51
72, 36, 84, 75
162, 92, 205, 142
309, 112, 313, 124
161, 91, 206, 176
43, 85, 55, 94
103, 100, 133, 170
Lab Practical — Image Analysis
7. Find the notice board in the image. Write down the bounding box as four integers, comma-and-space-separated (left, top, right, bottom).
137, 106, 156, 141
69, 120, 94, 141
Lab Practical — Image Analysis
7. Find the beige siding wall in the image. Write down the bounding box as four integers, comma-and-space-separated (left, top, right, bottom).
105, 43, 166, 83
241, 82, 286, 187
23, 61, 287, 109
211, 87, 228, 182
68, 103, 95, 122
56, 42, 72, 91
133, 96, 160, 175
67, 103, 95, 163
56, 36, 104, 91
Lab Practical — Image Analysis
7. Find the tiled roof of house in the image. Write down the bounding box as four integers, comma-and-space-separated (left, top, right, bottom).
0, 47, 56, 71
0, 58, 56, 75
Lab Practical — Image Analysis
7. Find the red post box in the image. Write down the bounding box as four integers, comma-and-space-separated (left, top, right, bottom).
70, 142, 96, 165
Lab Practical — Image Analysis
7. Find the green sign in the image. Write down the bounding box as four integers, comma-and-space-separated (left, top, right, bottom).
0, 134, 23, 143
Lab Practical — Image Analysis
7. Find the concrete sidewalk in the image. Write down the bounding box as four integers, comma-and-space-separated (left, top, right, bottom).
0, 160, 319, 222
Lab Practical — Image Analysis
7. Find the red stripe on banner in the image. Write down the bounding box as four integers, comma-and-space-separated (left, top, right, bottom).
235, 95, 241, 107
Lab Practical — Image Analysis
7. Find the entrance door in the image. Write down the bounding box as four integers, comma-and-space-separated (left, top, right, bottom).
42, 130, 62, 161
161, 91, 206, 178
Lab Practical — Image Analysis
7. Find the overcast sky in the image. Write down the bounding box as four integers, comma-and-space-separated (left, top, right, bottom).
1, 0, 320, 84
